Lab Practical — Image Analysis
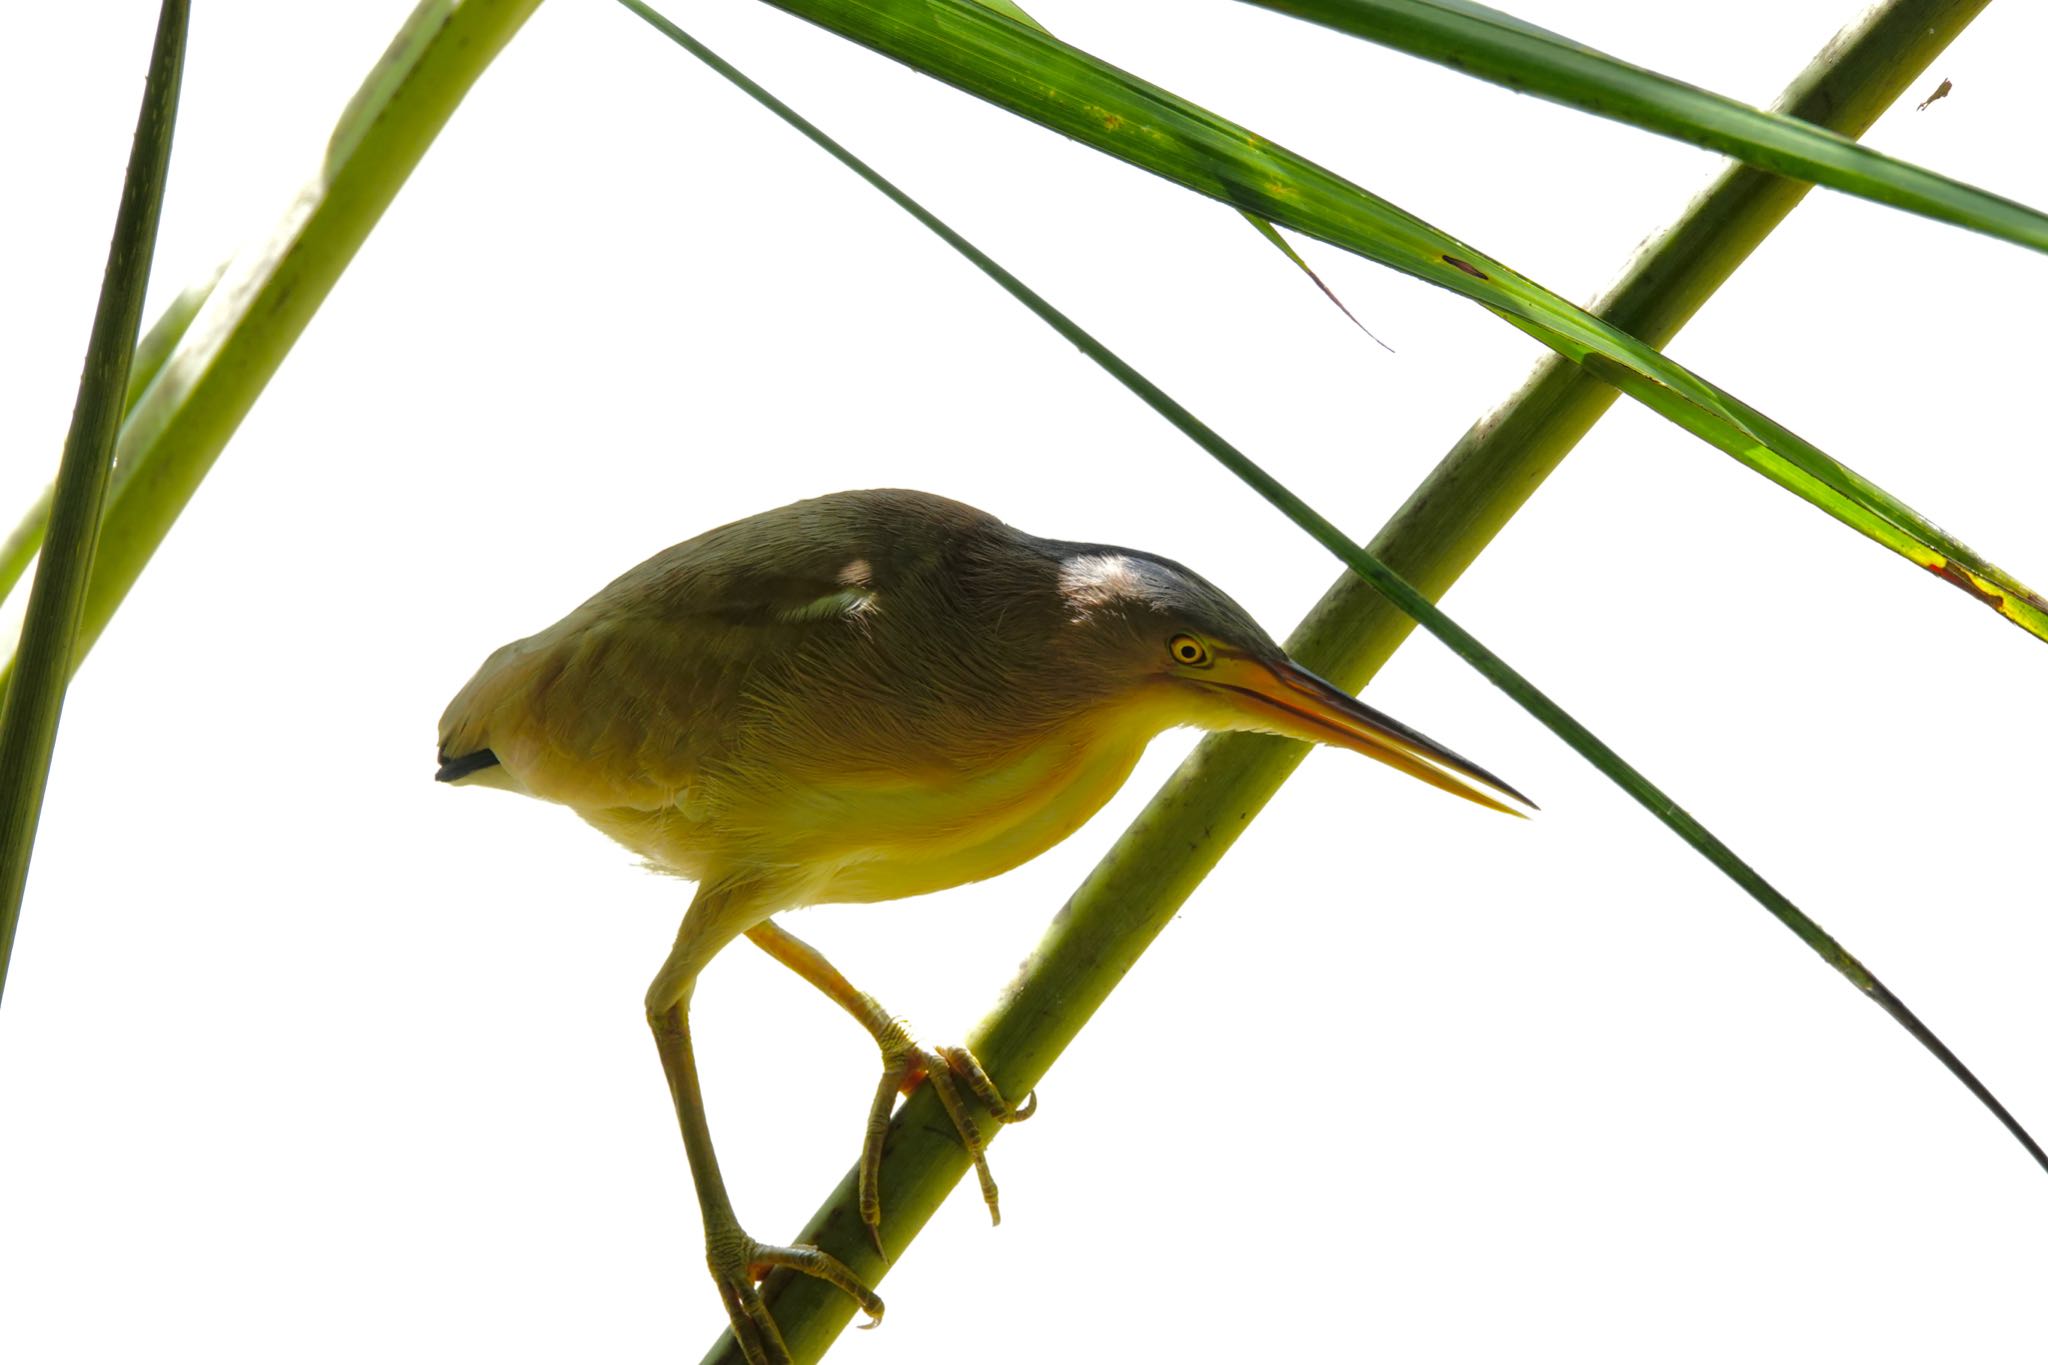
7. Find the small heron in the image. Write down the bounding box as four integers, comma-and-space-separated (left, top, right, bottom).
437, 489, 1528, 1363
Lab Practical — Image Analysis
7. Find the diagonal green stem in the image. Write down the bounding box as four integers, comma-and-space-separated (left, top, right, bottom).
634, 1, 2013, 1359
0, 0, 188, 1002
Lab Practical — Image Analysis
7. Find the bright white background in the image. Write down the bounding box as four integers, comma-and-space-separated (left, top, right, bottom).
4, 2, 2044, 1360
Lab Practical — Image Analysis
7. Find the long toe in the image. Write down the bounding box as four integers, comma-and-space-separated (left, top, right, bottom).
936, 1044, 1035, 1125
861, 1035, 1035, 1246
706, 1227, 883, 1365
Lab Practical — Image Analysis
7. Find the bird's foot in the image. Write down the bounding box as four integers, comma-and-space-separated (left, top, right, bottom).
860, 1022, 1036, 1257
706, 1222, 883, 1365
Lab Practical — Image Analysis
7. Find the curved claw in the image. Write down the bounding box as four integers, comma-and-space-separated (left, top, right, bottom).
708, 1225, 884, 1365
859, 1025, 1035, 1251
935, 1045, 1035, 1125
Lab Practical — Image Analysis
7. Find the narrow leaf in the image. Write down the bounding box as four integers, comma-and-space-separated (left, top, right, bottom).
0, 0, 187, 1001
1239, 211, 1392, 347
996, 0, 1385, 341
1242, 0, 2048, 254
752, 0, 2048, 639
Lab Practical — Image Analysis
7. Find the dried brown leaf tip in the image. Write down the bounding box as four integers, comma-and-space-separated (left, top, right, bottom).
1926, 557, 2006, 611
1917, 78, 1953, 112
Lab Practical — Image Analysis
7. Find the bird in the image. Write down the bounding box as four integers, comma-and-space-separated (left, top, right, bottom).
435, 488, 1530, 1365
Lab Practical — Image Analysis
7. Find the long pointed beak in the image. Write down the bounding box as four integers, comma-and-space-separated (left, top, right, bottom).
1198, 657, 1535, 817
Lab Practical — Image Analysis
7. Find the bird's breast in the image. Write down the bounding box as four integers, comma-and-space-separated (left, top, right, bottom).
585, 699, 1172, 907
797, 716, 1157, 905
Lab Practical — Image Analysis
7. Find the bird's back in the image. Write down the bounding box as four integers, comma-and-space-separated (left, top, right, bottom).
436, 491, 1111, 882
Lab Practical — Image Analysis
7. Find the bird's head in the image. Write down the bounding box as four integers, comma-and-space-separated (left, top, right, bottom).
1053, 548, 1532, 816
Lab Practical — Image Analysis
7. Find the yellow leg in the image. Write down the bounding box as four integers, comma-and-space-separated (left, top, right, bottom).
648, 888, 882, 1365
745, 919, 1035, 1259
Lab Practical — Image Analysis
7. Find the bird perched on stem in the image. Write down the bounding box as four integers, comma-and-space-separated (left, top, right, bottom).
436, 488, 1529, 1365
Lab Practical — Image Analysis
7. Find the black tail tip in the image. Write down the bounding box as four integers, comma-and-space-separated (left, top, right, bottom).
436, 748, 501, 783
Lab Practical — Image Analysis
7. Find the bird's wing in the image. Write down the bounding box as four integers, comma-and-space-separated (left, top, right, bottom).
436, 559, 881, 814
436, 489, 1000, 812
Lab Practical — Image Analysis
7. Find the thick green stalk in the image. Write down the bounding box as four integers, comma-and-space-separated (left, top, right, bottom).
708, 1, 1991, 1359
0, 0, 544, 702
0, 0, 187, 1001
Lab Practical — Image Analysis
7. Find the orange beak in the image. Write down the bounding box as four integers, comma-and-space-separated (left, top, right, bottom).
1192, 656, 1535, 817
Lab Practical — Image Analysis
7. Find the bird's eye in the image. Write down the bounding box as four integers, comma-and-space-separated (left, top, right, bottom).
1168, 634, 1210, 667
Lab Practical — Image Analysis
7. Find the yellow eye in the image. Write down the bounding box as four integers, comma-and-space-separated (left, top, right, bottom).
1168, 634, 1210, 667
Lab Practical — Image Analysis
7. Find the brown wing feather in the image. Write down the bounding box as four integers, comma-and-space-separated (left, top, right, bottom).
434, 490, 999, 814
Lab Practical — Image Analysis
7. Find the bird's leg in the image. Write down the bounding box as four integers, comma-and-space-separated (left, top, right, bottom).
745, 919, 1035, 1258
649, 889, 882, 1365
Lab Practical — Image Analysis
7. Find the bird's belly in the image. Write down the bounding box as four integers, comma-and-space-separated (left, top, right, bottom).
578, 723, 1156, 907
810, 730, 1152, 905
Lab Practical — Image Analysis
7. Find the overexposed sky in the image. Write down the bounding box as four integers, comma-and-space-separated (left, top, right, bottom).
5, 2, 2046, 1361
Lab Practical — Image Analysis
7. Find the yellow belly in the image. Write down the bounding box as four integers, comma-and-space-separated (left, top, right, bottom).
579, 716, 1159, 908
814, 725, 1152, 904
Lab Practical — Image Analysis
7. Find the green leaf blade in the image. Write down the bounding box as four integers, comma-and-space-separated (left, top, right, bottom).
759, 0, 2048, 641
1244, 0, 2048, 254
0, 0, 188, 1001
